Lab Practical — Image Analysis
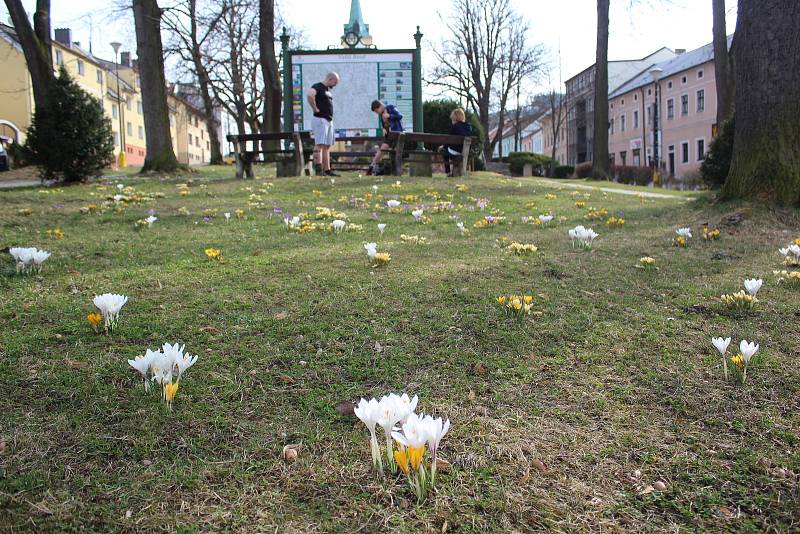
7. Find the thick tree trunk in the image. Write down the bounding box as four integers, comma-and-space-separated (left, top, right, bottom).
721, 0, 800, 205
259, 0, 282, 139
713, 0, 734, 125
479, 101, 491, 161
4, 0, 54, 108
591, 0, 610, 179
133, 0, 181, 172
188, 0, 222, 164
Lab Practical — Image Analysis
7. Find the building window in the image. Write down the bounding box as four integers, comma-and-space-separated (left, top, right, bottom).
610, 118, 614, 134
195, 137, 200, 147
188, 133, 193, 145
137, 100, 143, 114
667, 98, 675, 120
633, 148, 641, 167
621, 99, 625, 106
113, 132, 119, 146
682, 142, 689, 163
634, 93, 638, 102
55, 50, 63, 65
138, 126, 144, 139
96, 69, 103, 84
77, 60, 85, 76
697, 69, 704, 79
633, 110, 639, 129
621, 114, 626, 132
620, 151, 627, 166
127, 122, 132, 136
681, 75, 687, 84
697, 90, 705, 112
647, 106, 652, 126
681, 95, 689, 116
697, 139, 705, 160
667, 81, 673, 90
112, 105, 118, 119
647, 88, 652, 96
126, 97, 131, 111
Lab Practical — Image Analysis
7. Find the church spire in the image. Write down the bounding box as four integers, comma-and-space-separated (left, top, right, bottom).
342, 0, 372, 46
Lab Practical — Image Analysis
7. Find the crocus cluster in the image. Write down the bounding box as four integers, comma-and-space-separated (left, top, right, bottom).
569, 226, 598, 249
674, 227, 692, 247
400, 234, 428, 245
637, 256, 657, 270
474, 216, 505, 228
721, 278, 762, 310
538, 214, 554, 225
456, 222, 469, 236
507, 242, 538, 255
331, 219, 346, 233
9, 247, 51, 274
128, 343, 198, 408
712, 337, 759, 383
205, 248, 223, 261
364, 243, 391, 266
92, 293, 128, 333
354, 393, 450, 502
702, 227, 720, 241
773, 270, 800, 286
779, 244, 800, 266
497, 295, 534, 316
606, 216, 625, 226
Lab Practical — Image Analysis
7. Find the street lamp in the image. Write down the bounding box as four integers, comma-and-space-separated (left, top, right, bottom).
649, 67, 663, 175
110, 41, 126, 167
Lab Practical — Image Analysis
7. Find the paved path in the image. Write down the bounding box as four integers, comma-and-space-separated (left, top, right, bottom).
536, 178, 692, 200
0, 179, 38, 189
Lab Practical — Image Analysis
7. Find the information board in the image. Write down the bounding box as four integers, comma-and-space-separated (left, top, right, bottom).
287, 51, 418, 137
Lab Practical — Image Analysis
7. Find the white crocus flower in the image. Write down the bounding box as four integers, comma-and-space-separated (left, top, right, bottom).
168, 344, 198, 380
332, 219, 346, 233
676, 227, 692, 239
569, 226, 598, 249
411, 209, 423, 222
376, 393, 418, 472
31, 250, 51, 272
364, 242, 377, 259
712, 337, 731, 379
743, 278, 763, 296
372, 185, 378, 192
113, 194, 123, 203
354, 397, 383, 472
538, 215, 553, 224
456, 222, 466, 235
224, 212, 231, 221
117, 183, 124, 190
145, 215, 157, 227
377, 223, 386, 235
739, 339, 759, 382
386, 200, 401, 208
128, 348, 160, 391
422, 414, 450, 485
93, 293, 128, 331
10, 247, 36, 273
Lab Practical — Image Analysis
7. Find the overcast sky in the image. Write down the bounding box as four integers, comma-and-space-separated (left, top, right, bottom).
3, 0, 738, 95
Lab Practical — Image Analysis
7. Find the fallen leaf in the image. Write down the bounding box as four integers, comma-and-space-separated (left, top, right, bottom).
0, 440, 6, 454
67, 270, 81, 275
273, 311, 288, 320
472, 363, 488, 374
435, 457, 451, 472
199, 326, 220, 334
279, 375, 296, 384
373, 341, 383, 353
532, 459, 547, 472
283, 444, 300, 462
64, 359, 87, 370
335, 401, 355, 416
467, 389, 476, 401
653, 481, 668, 491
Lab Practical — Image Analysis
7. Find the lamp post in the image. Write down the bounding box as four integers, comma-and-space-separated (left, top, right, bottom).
110, 41, 126, 167
649, 67, 663, 175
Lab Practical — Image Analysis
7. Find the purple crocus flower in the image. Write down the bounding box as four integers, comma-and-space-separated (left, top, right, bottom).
203, 216, 211, 223
148, 208, 156, 216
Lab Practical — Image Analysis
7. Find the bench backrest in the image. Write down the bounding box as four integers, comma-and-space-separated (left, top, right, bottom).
387, 131, 477, 146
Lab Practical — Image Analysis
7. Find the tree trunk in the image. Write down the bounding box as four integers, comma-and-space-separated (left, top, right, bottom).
591, 0, 610, 179
188, 0, 222, 164
4, 0, 54, 109
721, 0, 800, 205
259, 0, 282, 140
133, 0, 181, 172
713, 0, 734, 125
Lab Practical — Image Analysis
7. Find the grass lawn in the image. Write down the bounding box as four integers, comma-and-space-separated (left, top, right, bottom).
1, 166, 798, 532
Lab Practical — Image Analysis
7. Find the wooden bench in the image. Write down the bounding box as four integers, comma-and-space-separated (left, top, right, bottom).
226, 132, 314, 178
388, 132, 476, 177
329, 136, 391, 173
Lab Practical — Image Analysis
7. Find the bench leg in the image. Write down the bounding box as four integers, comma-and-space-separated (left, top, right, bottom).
234, 152, 244, 179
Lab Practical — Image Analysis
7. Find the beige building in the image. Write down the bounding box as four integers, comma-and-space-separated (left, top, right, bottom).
607, 38, 730, 180
539, 110, 567, 165
0, 25, 212, 167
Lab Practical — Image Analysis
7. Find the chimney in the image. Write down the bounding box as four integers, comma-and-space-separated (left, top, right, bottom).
54, 28, 72, 47
120, 51, 131, 67
675, 48, 686, 55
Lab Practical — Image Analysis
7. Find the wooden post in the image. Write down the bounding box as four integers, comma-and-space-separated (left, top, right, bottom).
458, 137, 472, 177
393, 133, 405, 176
292, 133, 304, 176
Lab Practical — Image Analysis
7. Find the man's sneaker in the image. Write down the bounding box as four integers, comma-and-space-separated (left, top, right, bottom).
324, 170, 341, 177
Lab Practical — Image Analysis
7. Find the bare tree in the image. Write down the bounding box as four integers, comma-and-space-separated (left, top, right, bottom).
2, 0, 54, 109
546, 90, 567, 176
712, 0, 734, 125
132, 0, 181, 172
591, 0, 610, 179
721, 0, 800, 205
162, 0, 227, 164
429, 0, 546, 160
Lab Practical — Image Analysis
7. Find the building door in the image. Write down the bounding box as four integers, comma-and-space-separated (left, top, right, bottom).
668, 147, 675, 176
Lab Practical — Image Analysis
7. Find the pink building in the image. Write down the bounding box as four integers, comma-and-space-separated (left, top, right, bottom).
608, 38, 731, 181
